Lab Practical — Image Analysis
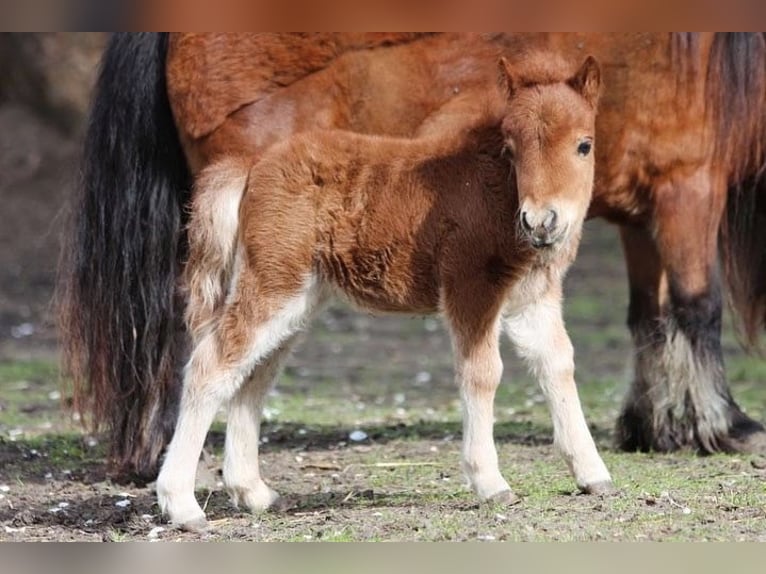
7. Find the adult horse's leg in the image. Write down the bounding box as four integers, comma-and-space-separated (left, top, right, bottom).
616, 171, 766, 454
504, 288, 612, 493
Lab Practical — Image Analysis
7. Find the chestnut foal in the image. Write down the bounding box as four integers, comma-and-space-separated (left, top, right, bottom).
157, 56, 612, 530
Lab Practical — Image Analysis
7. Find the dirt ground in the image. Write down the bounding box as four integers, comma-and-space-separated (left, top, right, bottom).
0, 101, 765, 542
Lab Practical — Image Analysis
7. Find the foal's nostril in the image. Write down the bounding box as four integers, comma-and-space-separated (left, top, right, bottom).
521, 211, 533, 232
542, 209, 558, 232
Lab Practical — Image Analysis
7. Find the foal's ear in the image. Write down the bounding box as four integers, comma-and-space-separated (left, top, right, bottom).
568, 56, 601, 108
497, 57, 519, 98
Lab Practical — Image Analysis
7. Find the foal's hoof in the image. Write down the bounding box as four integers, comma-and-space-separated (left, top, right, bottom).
580, 481, 616, 496
485, 489, 521, 506
177, 515, 209, 533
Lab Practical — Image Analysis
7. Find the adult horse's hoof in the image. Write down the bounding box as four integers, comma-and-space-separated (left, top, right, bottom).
485, 489, 521, 506
730, 429, 766, 455
581, 481, 616, 496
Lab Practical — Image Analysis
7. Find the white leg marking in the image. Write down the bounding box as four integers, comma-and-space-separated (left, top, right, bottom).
454, 323, 515, 501
223, 333, 302, 513
504, 297, 612, 491
156, 276, 322, 529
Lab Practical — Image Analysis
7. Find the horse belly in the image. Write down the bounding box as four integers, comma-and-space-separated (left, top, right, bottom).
321, 247, 442, 315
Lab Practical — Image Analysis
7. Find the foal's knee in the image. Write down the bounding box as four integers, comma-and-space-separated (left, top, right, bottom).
458, 348, 503, 395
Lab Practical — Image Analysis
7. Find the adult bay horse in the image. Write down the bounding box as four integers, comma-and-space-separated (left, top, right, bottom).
60, 33, 766, 480
157, 57, 609, 529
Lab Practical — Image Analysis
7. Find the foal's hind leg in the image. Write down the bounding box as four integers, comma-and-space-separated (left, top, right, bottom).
156, 279, 319, 530
223, 334, 300, 513
504, 290, 612, 493
155, 332, 249, 531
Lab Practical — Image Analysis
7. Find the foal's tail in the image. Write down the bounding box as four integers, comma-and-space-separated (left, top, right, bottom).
708, 33, 766, 347
58, 33, 191, 479
184, 160, 250, 340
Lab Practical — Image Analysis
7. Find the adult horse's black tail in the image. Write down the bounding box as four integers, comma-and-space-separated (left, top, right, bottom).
59, 33, 191, 479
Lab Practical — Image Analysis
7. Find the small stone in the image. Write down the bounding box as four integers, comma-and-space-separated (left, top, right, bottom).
349, 430, 368, 442
11, 323, 35, 338
148, 526, 165, 539
0, 485, 10, 493
414, 371, 432, 384
115, 499, 131, 508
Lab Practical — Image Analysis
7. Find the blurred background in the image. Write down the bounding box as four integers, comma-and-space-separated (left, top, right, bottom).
0, 33, 106, 362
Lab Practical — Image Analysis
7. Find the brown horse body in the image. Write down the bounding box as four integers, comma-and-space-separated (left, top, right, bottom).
61, 33, 766, 480
155, 60, 609, 529
168, 33, 766, 455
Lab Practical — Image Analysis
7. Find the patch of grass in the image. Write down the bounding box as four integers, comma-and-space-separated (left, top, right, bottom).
0, 359, 70, 436
0, 360, 58, 384
0, 433, 105, 483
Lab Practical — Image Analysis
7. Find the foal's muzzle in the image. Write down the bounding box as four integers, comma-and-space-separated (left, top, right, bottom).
520, 208, 564, 248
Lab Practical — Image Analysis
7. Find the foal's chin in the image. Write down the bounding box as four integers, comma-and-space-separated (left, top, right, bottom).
526, 234, 578, 266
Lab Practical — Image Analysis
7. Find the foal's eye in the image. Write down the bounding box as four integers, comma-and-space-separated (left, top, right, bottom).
577, 140, 593, 157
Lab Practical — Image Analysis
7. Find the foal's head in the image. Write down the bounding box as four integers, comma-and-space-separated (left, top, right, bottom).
498, 56, 601, 250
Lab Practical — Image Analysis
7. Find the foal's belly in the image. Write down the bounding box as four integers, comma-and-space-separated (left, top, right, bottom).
316, 241, 442, 316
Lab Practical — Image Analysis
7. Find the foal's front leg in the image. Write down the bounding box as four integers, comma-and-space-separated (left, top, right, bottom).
504, 291, 613, 493
450, 319, 518, 504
